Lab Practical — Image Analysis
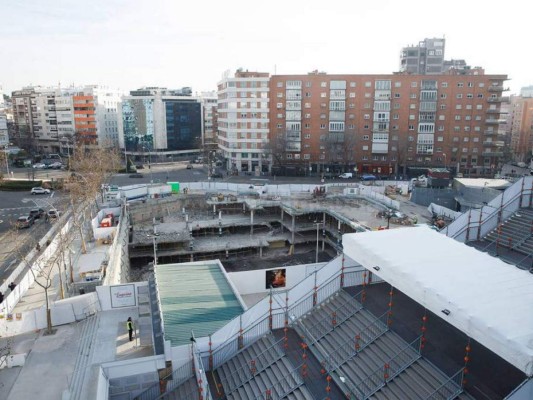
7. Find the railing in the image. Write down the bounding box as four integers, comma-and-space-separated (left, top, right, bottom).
445, 177, 532, 241
305, 290, 363, 345
208, 265, 365, 371
211, 312, 271, 369
133, 360, 194, 400
426, 368, 464, 399
193, 339, 212, 400
251, 363, 304, 400
349, 336, 422, 399
324, 311, 389, 373
220, 336, 285, 395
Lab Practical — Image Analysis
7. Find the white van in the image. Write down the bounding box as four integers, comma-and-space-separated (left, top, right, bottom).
339, 173, 353, 179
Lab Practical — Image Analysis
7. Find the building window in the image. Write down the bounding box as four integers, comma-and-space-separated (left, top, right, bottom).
477, 94, 484, 98
476, 105, 483, 110
320, 124, 326, 129
277, 82, 283, 88
467, 93, 474, 99
304, 154, 310, 159
409, 114, 415, 120
364, 124, 369, 129
440, 94, 447, 99
455, 115, 461, 120
306, 82, 312, 87
363, 135, 369, 140
408, 125, 415, 130
276, 103, 283, 109
362, 145, 369, 151
365, 81, 371, 87
393, 114, 399, 119
457, 82, 464, 87
408, 136, 414, 141
277, 123, 282, 128
394, 93, 401, 98
320, 92, 327, 98
321, 82, 327, 87
411, 82, 417, 87
304, 133, 311, 138
467, 82, 473, 87
395, 82, 401, 88
304, 124, 310, 129
364, 114, 370, 119
456, 94, 463, 99
442, 82, 448, 88
410, 104, 416, 109
365, 93, 371, 98
393, 103, 400, 109
440, 104, 446, 110
410, 93, 417, 99
349, 92, 356, 98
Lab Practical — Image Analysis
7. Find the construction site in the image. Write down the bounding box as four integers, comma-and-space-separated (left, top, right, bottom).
126, 183, 425, 280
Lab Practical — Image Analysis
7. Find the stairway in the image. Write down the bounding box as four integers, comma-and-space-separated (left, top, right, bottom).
484, 208, 533, 255
70, 314, 100, 400
160, 377, 198, 400
215, 334, 308, 400
369, 359, 462, 399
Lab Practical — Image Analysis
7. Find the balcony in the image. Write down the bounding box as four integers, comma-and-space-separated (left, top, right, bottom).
488, 86, 509, 92
483, 130, 505, 136
483, 140, 505, 147
487, 97, 504, 103
485, 119, 506, 125
482, 151, 504, 157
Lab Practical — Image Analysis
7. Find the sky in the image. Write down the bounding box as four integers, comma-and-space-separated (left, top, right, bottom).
0, 0, 531, 95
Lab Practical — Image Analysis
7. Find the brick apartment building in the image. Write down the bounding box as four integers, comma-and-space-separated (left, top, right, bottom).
509, 95, 533, 162
218, 69, 508, 177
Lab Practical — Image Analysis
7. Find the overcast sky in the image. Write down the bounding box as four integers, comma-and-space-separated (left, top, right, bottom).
0, 0, 530, 95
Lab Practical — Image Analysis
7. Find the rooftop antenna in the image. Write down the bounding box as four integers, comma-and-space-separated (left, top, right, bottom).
274, 64, 277, 75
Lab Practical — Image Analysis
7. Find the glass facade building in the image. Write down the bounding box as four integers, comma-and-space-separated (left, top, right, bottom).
165, 99, 201, 151
122, 98, 155, 151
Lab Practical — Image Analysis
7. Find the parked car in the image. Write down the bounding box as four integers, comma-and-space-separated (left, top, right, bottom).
16, 216, 34, 229
186, 164, 193, 169
361, 174, 377, 181
48, 162, 63, 169
32, 163, 46, 169
47, 209, 60, 219
29, 208, 45, 219
339, 172, 353, 179
211, 171, 223, 179
31, 187, 51, 195
129, 173, 143, 178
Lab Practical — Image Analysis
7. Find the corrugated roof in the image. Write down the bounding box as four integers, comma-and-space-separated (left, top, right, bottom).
155, 262, 243, 346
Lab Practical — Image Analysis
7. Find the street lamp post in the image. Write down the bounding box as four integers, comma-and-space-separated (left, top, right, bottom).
4, 145, 10, 177
147, 232, 159, 266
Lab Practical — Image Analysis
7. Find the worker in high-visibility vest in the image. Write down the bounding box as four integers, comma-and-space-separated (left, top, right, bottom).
127, 317, 134, 341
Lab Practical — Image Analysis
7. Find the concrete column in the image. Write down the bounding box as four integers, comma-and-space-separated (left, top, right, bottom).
322, 212, 326, 251
250, 209, 254, 235
291, 215, 295, 249
259, 246, 263, 257
190, 254, 194, 262
281, 209, 284, 232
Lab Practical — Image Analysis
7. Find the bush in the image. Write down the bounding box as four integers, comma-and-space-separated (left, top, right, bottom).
0, 180, 43, 191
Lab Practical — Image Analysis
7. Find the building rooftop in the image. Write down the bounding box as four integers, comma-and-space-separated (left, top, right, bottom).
154, 261, 244, 346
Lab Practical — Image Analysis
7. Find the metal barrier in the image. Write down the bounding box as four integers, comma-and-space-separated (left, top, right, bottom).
250, 363, 305, 400
427, 367, 464, 399
306, 290, 364, 345
220, 336, 286, 396
324, 311, 389, 373
133, 360, 194, 400
350, 335, 422, 399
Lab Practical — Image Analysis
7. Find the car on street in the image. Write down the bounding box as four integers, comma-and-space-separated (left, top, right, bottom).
361, 174, 377, 181
186, 164, 193, 169
32, 163, 46, 169
31, 187, 51, 195
16, 216, 34, 229
129, 173, 143, 178
47, 209, 60, 219
29, 208, 46, 219
339, 173, 353, 179
211, 171, 224, 179
48, 162, 63, 169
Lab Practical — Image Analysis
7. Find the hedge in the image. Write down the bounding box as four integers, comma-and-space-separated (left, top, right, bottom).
0, 180, 44, 191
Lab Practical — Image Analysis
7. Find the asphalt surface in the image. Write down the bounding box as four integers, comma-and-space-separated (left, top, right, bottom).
0, 190, 68, 285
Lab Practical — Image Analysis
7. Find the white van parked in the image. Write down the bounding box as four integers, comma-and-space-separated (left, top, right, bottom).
339, 173, 353, 179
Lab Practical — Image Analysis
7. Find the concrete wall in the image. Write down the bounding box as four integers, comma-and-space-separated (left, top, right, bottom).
228, 262, 325, 296
0, 292, 99, 337
96, 282, 148, 311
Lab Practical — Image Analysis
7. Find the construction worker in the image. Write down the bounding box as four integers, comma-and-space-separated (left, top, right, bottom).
127, 317, 134, 341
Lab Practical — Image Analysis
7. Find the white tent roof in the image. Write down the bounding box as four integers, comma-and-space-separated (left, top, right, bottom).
343, 226, 533, 375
